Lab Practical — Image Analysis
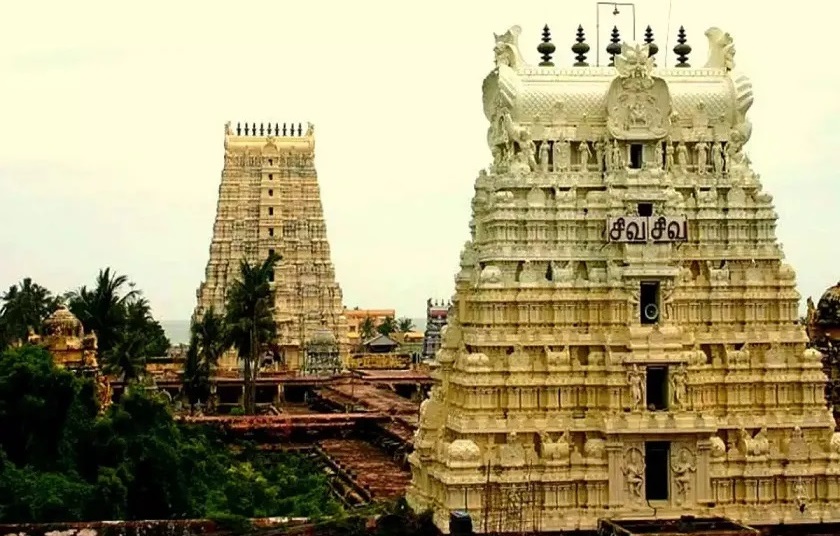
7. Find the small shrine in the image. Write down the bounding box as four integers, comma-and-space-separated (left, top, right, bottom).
302, 317, 342, 376
30, 304, 112, 413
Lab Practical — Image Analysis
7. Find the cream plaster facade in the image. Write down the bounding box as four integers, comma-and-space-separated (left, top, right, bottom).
194, 122, 348, 371
406, 26, 840, 533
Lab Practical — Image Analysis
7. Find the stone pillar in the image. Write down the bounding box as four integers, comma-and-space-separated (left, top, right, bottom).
275, 384, 284, 404
606, 441, 624, 507
695, 438, 712, 503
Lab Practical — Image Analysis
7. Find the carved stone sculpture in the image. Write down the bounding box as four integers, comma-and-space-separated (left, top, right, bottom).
671, 448, 697, 504
623, 447, 645, 501
627, 364, 645, 410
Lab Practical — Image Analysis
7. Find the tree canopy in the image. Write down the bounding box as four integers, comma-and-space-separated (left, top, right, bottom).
0, 344, 340, 523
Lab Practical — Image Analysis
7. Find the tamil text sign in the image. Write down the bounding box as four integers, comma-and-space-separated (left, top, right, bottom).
606, 216, 688, 243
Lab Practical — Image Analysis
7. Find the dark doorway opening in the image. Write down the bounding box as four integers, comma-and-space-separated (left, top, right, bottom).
645, 441, 670, 501
646, 365, 668, 410
630, 144, 643, 169
637, 202, 653, 217
640, 281, 661, 324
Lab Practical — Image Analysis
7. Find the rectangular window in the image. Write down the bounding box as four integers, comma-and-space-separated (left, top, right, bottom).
268, 248, 275, 257
646, 366, 668, 410
637, 203, 653, 217
268, 207, 274, 216
645, 441, 670, 501
640, 281, 660, 325
630, 144, 643, 169
269, 173, 273, 180
268, 189, 273, 196
268, 228, 274, 237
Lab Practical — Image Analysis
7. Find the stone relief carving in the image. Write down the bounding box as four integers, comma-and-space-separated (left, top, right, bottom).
671, 448, 697, 504
499, 432, 527, 467
710, 436, 727, 459
538, 141, 550, 173
492, 26, 525, 69
622, 447, 645, 502
739, 427, 770, 457
670, 364, 688, 409
606, 43, 672, 140
627, 364, 645, 410
696, 141, 709, 175
544, 345, 571, 367
704, 28, 736, 71
448, 439, 482, 465
479, 265, 503, 285
540, 431, 571, 464
784, 426, 809, 461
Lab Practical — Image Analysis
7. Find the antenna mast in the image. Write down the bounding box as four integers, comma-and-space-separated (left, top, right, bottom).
664, 0, 674, 66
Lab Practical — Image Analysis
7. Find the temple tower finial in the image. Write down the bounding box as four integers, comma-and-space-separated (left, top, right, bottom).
537, 25, 556, 67
606, 26, 621, 67
674, 26, 692, 67
571, 25, 590, 67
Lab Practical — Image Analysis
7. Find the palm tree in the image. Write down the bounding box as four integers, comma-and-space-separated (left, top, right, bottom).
184, 307, 227, 405
377, 316, 398, 337
66, 268, 170, 381
397, 317, 415, 333
67, 268, 139, 359
359, 316, 377, 341
224, 252, 281, 414
0, 278, 59, 346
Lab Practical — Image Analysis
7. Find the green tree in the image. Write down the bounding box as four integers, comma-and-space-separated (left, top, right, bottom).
224, 253, 281, 414
184, 307, 226, 405
397, 317, 415, 333
0, 277, 60, 348
377, 316, 397, 337
67, 268, 170, 380
359, 316, 377, 341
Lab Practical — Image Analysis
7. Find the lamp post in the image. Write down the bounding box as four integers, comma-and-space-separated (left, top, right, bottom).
596, 2, 637, 67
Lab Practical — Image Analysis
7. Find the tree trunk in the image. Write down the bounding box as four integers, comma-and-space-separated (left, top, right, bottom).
246, 325, 258, 414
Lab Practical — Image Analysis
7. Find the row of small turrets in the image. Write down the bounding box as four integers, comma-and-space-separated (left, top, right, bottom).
537, 24, 692, 68
235, 122, 305, 137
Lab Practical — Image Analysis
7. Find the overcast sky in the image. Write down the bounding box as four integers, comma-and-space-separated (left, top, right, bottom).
1, 0, 837, 321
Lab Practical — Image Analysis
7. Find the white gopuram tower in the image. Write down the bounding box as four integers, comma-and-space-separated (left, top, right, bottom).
406, 24, 840, 533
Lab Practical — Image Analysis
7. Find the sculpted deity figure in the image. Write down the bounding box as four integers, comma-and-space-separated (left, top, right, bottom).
552, 138, 567, 172
538, 141, 550, 173
578, 141, 592, 171
665, 141, 675, 172
652, 142, 663, 170
627, 364, 645, 410
712, 141, 724, 175
696, 142, 709, 175
670, 365, 688, 409
594, 138, 606, 172
622, 448, 645, 501
671, 449, 697, 503
676, 142, 688, 174
611, 141, 624, 171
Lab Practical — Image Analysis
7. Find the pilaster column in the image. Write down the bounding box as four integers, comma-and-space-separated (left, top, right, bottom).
695, 438, 712, 504
606, 441, 624, 507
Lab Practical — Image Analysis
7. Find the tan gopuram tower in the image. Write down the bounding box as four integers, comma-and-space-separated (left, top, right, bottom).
195, 121, 348, 372
406, 24, 840, 533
